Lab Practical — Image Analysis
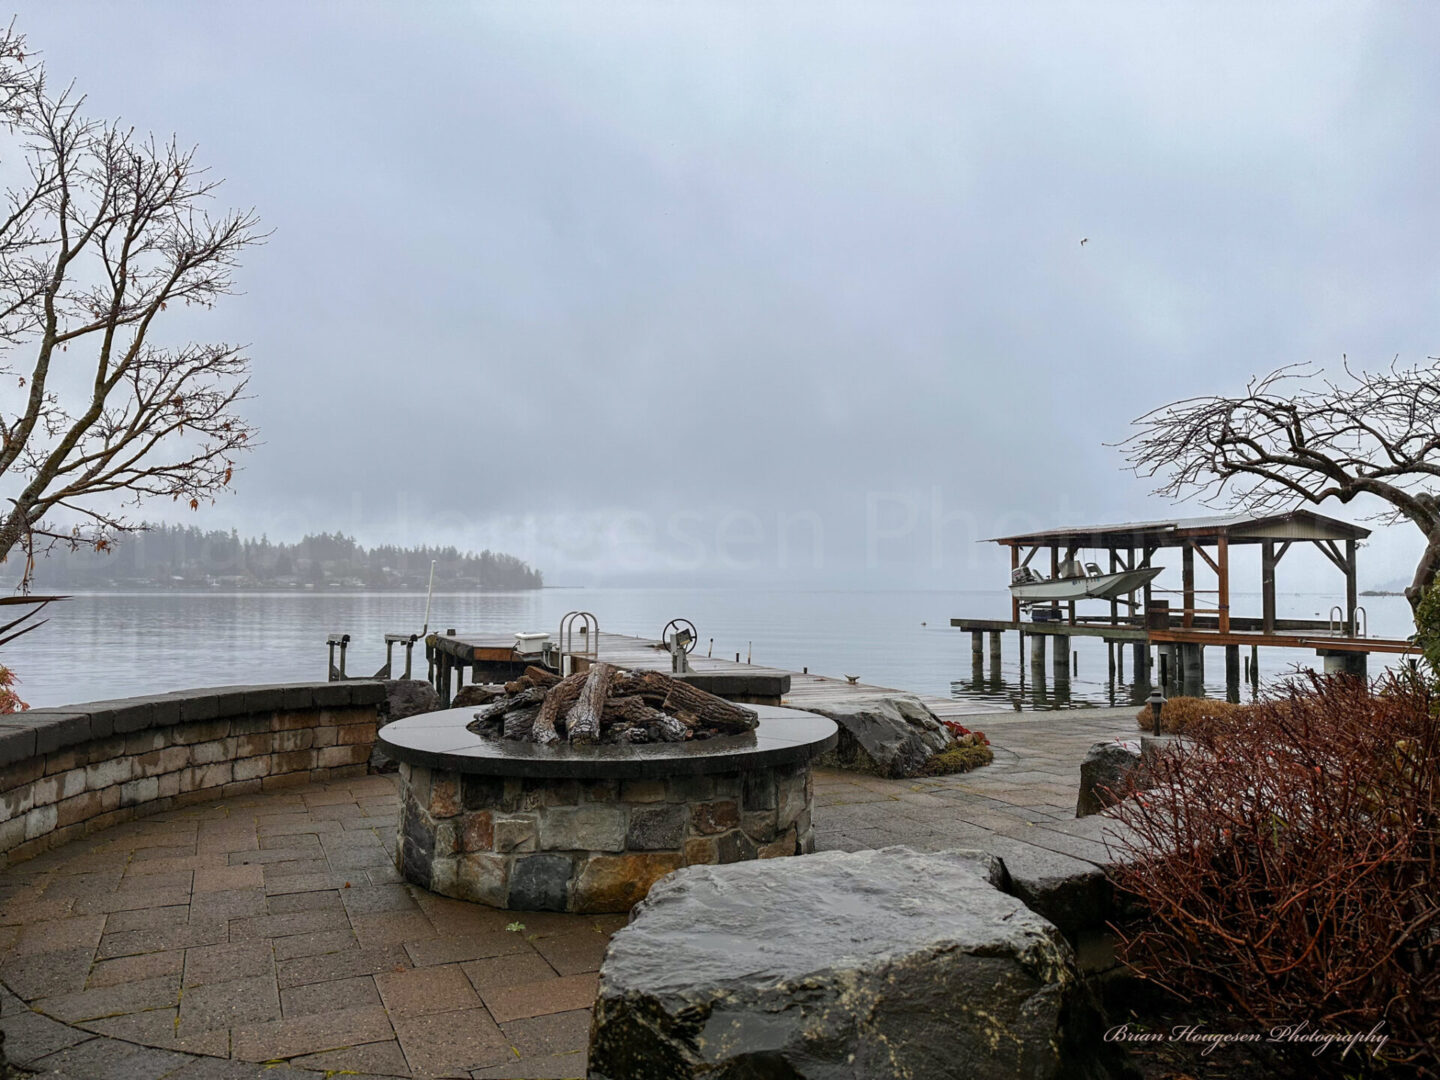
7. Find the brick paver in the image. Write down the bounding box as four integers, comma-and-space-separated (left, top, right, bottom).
0, 707, 1138, 1078
0, 775, 614, 1078
811, 706, 1142, 865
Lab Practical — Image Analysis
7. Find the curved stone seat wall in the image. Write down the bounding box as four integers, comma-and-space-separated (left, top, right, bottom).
0, 681, 386, 869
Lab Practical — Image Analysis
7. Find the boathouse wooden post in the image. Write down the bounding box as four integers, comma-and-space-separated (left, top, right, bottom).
1109, 549, 1119, 626
1050, 546, 1061, 622
1010, 545, 1020, 622
1182, 543, 1196, 628
1216, 536, 1230, 634
1261, 540, 1277, 635
1345, 538, 1358, 635
1141, 545, 1157, 617
988, 631, 1002, 671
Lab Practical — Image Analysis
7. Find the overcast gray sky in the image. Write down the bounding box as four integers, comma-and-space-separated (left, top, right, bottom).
15, 1, 1440, 589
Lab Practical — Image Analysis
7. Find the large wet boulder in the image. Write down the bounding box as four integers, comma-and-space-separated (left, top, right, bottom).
372, 679, 443, 772
588, 846, 1091, 1080
1076, 739, 1142, 817
809, 693, 952, 777
380, 678, 442, 722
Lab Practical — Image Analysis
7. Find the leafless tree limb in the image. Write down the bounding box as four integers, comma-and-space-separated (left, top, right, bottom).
0, 23, 262, 588
1119, 360, 1440, 608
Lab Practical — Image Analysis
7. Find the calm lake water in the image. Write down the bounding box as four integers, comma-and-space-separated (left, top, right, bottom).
1, 588, 1418, 711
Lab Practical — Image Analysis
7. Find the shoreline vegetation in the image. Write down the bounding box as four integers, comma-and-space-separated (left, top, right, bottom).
25, 524, 543, 592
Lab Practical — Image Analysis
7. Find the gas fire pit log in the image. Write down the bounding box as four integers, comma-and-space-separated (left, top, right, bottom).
566, 662, 614, 744
468, 666, 760, 747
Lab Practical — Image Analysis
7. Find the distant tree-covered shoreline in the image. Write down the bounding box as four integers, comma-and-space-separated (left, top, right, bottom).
24, 525, 543, 591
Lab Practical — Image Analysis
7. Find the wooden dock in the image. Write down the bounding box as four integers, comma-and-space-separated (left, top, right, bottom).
427, 629, 997, 721
953, 510, 1418, 698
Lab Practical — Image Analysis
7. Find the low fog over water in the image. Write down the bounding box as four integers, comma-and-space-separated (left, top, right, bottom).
11, 2, 1439, 591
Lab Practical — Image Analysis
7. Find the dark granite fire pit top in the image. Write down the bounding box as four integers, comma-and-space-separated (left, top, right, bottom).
378, 704, 837, 779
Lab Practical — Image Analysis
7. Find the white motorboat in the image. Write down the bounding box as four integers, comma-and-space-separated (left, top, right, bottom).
1009, 563, 1163, 604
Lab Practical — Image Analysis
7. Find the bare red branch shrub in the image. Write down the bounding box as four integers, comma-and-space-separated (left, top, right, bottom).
1109, 673, 1440, 1075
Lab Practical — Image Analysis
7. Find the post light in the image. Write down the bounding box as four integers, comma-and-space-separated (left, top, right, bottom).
1148, 685, 1166, 737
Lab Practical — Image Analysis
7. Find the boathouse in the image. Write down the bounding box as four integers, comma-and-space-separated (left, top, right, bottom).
954, 510, 1413, 698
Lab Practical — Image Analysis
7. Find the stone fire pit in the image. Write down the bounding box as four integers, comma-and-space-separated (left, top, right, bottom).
378, 701, 837, 913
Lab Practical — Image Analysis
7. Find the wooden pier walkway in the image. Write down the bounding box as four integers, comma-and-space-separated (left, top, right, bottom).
428, 630, 997, 721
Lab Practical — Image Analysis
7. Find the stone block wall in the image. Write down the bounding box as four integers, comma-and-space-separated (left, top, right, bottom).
0, 682, 386, 868
396, 762, 816, 913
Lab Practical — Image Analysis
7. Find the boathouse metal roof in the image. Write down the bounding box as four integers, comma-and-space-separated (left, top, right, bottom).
988, 510, 1370, 548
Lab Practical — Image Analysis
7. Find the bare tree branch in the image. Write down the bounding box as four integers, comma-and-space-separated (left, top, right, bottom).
0, 24, 262, 589
1119, 361, 1440, 608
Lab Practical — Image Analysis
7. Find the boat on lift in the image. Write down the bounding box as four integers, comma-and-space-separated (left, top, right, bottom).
1009, 559, 1163, 605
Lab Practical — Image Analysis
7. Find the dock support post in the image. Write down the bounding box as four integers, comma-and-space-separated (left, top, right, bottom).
1180, 643, 1204, 696
1225, 644, 1241, 703
1132, 642, 1147, 683
1107, 642, 1115, 681
1029, 632, 1046, 672
971, 631, 984, 666
988, 631, 1002, 670
1321, 651, 1368, 679
1250, 644, 1260, 688
1052, 635, 1071, 685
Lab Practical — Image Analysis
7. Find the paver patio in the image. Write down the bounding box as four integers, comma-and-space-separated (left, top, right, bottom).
0, 707, 1140, 1079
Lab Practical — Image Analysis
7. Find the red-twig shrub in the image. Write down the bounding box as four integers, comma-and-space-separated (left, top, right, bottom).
0, 665, 26, 714
1109, 672, 1440, 1075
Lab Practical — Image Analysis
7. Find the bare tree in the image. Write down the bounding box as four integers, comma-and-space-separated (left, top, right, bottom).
0, 24, 261, 586
1122, 361, 1440, 609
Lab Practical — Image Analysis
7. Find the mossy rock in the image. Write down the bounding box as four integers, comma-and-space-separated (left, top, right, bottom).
918, 740, 994, 776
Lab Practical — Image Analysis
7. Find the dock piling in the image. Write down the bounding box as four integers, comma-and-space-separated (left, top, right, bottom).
1180, 642, 1205, 696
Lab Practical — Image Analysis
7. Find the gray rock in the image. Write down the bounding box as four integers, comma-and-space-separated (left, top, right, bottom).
1076, 739, 1142, 817
509, 853, 574, 911
810, 694, 952, 778
454, 682, 504, 709
380, 679, 442, 723
626, 804, 688, 850
373, 680, 444, 772
987, 836, 1112, 937
538, 805, 626, 853
589, 846, 1087, 1080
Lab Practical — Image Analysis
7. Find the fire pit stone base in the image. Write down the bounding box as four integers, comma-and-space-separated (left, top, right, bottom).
397, 760, 815, 913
